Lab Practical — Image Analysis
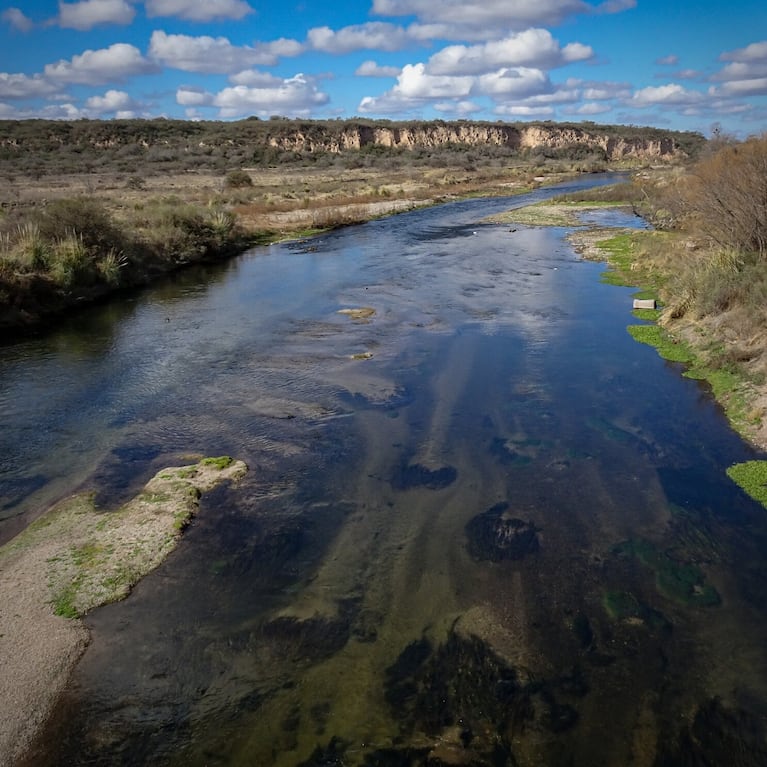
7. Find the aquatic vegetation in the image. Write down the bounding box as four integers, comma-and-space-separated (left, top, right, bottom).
602, 590, 670, 631
627, 325, 696, 364
391, 462, 457, 490
613, 539, 720, 607
465, 502, 540, 562
726, 460, 767, 509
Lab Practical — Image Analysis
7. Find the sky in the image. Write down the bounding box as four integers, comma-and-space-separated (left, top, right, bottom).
1, 0, 766, 136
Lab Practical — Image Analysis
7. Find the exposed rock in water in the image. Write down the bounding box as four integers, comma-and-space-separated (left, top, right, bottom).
465, 502, 540, 562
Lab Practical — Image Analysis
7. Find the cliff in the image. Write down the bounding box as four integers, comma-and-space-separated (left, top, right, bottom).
265, 121, 693, 162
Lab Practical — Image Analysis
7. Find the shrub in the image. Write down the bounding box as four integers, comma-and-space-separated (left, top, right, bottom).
680, 134, 767, 257
225, 169, 253, 188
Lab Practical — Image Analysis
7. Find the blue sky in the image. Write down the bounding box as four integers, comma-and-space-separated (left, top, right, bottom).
1, 0, 766, 136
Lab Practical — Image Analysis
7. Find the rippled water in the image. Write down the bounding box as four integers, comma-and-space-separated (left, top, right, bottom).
5, 176, 767, 766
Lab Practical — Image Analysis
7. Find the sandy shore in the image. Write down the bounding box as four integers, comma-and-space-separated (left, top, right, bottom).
0, 457, 247, 767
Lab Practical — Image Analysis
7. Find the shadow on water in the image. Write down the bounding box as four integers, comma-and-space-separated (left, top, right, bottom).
7, 174, 767, 765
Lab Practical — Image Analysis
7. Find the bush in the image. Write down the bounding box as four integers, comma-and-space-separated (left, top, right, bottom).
225, 169, 253, 188
681, 134, 767, 257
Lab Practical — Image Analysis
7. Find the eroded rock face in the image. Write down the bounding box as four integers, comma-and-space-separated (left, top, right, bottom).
267, 123, 687, 162
464, 502, 540, 562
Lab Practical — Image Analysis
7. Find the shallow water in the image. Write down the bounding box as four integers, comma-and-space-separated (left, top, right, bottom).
5, 176, 767, 766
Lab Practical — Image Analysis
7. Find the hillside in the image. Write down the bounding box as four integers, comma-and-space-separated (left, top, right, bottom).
0, 118, 705, 177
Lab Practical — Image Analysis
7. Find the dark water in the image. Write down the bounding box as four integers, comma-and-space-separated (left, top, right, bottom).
5, 176, 767, 766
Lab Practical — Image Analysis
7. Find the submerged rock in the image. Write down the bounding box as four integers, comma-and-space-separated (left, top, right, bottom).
391, 462, 457, 490
465, 502, 540, 562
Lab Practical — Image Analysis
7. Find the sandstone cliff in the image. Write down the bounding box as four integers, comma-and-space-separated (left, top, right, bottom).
265, 121, 691, 162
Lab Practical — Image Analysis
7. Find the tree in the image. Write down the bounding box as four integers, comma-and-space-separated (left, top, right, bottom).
682, 134, 767, 258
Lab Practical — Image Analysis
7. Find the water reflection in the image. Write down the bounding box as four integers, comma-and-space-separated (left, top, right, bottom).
4, 176, 767, 766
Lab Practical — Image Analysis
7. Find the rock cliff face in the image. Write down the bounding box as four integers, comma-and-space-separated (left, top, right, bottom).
267, 122, 684, 161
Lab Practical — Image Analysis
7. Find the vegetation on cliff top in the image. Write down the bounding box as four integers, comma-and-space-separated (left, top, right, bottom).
0, 117, 705, 177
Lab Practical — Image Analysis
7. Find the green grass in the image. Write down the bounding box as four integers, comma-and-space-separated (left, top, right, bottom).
727, 461, 767, 508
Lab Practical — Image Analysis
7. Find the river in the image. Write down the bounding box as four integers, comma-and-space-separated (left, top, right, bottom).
4, 175, 767, 766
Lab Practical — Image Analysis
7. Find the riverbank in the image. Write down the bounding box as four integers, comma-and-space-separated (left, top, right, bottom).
0, 457, 246, 766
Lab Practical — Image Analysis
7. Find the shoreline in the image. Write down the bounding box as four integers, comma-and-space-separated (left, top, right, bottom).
0, 457, 247, 766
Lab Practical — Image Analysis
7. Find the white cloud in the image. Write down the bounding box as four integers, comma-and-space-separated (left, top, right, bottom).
396, 62, 474, 99
355, 60, 401, 77
229, 69, 284, 87
426, 29, 593, 76
85, 88, 141, 116
494, 104, 555, 116
710, 78, 767, 97
631, 83, 704, 107
0, 72, 60, 99
149, 30, 286, 73
373, 0, 584, 29
58, 0, 135, 30
144, 0, 254, 21
176, 86, 214, 106
371, 0, 631, 37
212, 73, 330, 118
1, 7, 34, 31
655, 54, 678, 66
720, 40, 767, 62
44, 43, 157, 85
359, 62, 474, 113
477, 67, 550, 97
434, 99, 481, 115
308, 22, 409, 54
563, 101, 611, 115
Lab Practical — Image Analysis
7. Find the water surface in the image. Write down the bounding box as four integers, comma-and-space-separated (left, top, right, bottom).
4, 177, 767, 766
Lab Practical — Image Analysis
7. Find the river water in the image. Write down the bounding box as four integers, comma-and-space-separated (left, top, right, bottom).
5, 176, 767, 766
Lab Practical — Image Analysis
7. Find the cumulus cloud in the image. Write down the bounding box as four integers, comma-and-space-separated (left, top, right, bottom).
359, 62, 474, 113
176, 86, 214, 106
655, 54, 678, 66
85, 88, 140, 115
563, 101, 611, 115
720, 40, 767, 62
631, 83, 704, 107
708, 40, 767, 98
371, 0, 631, 37
426, 29, 592, 75
494, 104, 554, 116
477, 67, 550, 97
0, 72, 60, 99
58, 0, 135, 30
1, 7, 34, 31
212, 73, 330, 118
149, 30, 297, 73
44, 43, 157, 85
355, 60, 401, 77
434, 99, 481, 115
144, 0, 254, 21
308, 22, 410, 54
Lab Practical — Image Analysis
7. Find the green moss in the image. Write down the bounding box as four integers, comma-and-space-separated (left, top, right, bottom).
200, 455, 234, 470
627, 325, 695, 364
727, 461, 767, 509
